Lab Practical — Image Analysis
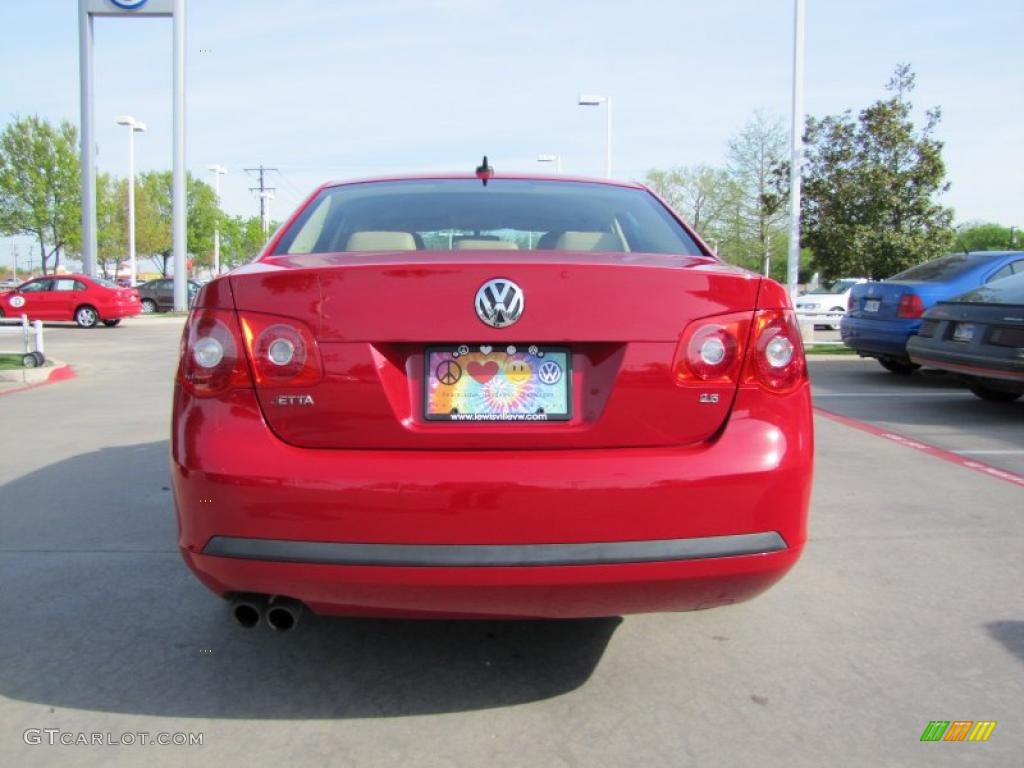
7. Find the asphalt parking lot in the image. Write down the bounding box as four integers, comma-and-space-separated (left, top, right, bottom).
1, 318, 1021, 767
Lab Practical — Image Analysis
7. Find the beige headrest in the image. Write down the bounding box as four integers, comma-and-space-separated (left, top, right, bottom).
453, 239, 519, 250
345, 231, 417, 251
554, 231, 622, 251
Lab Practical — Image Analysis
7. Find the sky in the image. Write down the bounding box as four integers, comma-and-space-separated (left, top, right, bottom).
1, 0, 1022, 268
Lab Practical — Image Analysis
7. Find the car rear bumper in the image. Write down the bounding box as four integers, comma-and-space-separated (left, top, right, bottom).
796, 310, 843, 326
908, 338, 1024, 383
106, 305, 141, 319
840, 316, 919, 358
171, 385, 813, 618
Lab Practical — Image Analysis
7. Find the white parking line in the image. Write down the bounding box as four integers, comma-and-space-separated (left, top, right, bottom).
952, 450, 1024, 456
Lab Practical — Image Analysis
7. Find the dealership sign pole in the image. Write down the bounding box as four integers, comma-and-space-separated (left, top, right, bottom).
79, 0, 188, 310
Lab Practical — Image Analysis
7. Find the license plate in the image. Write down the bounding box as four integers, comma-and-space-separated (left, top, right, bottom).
864, 299, 880, 313
425, 344, 571, 421
953, 323, 975, 342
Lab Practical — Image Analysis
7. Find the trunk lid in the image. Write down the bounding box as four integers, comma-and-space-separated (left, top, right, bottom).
230, 252, 762, 449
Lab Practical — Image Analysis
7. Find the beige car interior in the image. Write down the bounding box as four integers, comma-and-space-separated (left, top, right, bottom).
344, 231, 418, 251
554, 231, 624, 251
339, 229, 624, 252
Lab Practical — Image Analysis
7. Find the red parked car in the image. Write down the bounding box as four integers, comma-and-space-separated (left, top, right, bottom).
0, 274, 141, 327
171, 173, 813, 630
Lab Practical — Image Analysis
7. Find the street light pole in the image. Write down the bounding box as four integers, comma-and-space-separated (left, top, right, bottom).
578, 94, 612, 178
115, 115, 146, 287
208, 164, 227, 275
786, 0, 806, 299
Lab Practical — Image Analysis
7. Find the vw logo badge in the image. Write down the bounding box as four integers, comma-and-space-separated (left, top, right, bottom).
475, 279, 525, 328
538, 361, 562, 385
109, 0, 149, 9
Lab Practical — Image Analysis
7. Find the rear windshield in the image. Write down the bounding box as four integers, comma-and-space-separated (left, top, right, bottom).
948, 271, 1024, 305
272, 179, 703, 256
888, 254, 989, 282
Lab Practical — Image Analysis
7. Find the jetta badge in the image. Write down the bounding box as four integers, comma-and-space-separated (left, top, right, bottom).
275, 395, 314, 407
475, 279, 525, 328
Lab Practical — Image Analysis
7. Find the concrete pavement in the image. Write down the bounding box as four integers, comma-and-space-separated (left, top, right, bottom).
0, 319, 1020, 767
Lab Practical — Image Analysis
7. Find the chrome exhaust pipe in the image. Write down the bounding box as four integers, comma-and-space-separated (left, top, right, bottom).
265, 596, 303, 632
230, 594, 266, 629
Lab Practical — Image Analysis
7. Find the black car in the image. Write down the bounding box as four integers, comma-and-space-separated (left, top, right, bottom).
907, 271, 1024, 402
137, 279, 200, 313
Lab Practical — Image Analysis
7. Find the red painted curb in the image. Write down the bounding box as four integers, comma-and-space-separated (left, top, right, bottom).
0, 363, 76, 397
814, 406, 1024, 489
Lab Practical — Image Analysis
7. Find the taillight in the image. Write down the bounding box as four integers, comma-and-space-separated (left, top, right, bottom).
897, 293, 925, 318
847, 294, 856, 312
673, 312, 751, 385
743, 309, 807, 393
237, 311, 322, 386
180, 309, 252, 397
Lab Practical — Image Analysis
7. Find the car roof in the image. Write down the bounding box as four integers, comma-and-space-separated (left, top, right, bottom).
320, 173, 647, 191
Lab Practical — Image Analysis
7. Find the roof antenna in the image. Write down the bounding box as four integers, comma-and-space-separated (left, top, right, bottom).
475, 155, 494, 186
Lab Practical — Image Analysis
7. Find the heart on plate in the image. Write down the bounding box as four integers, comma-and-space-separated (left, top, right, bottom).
467, 360, 499, 384
480, 345, 493, 354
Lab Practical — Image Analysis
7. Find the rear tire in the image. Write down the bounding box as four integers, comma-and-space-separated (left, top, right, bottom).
103, 319, 121, 327
22, 352, 38, 368
74, 305, 99, 328
878, 356, 920, 375
968, 382, 1023, 403
141, 298, 157, 314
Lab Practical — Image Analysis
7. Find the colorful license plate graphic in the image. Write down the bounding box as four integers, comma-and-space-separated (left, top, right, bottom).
425, 345, 571, 421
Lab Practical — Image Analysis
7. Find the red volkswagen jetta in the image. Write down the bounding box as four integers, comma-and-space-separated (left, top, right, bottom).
1, 274, 140, 327
171, 173, 813, 629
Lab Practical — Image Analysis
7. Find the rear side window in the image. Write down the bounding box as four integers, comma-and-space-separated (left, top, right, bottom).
889, 254, 990, 282
274, 179, 703, 256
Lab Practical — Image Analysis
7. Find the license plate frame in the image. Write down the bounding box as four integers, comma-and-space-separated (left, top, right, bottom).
953, 323, 975, 342
424, 344, 572, 422
864, 299, 881, 313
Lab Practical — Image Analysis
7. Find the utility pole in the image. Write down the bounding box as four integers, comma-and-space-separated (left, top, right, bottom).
208, 165, 227, 274
245, 165, 277, 237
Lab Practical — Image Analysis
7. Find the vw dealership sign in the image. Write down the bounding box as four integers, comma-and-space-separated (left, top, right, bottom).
79, 0, 188, 309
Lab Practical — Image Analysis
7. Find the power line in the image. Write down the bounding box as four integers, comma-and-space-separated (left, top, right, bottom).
244, 165, 278, 235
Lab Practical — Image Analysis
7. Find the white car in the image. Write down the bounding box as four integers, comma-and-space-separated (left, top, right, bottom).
795, 278, 868, 330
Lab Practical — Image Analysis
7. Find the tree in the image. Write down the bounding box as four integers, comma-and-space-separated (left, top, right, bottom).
96, 173, 126, 278
955, 222, 1020, 252
219, 215, 270, 269
0, 115, 81, 274
726, 110, 789, 275
644, 165, 741, 246
801, 64, 954, 280
135, 171, 220, 276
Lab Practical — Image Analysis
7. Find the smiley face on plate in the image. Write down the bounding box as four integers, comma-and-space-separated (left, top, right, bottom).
506, 358, 532, 384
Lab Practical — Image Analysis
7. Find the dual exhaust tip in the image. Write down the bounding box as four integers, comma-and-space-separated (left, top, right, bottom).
231, 595, 303, 632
